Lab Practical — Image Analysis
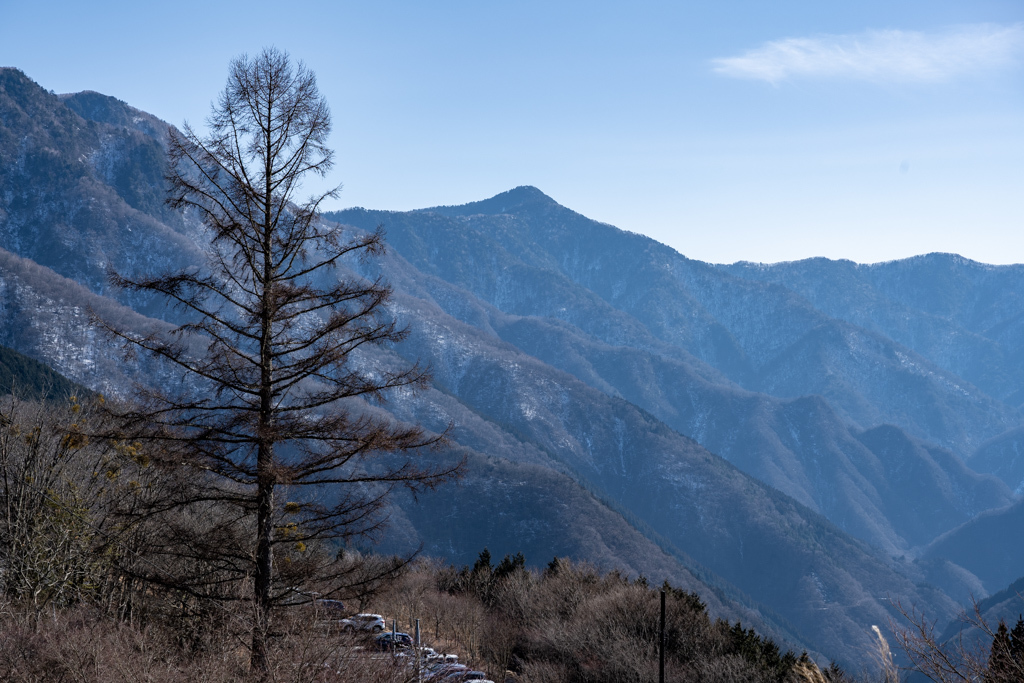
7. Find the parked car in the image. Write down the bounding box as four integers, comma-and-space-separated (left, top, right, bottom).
339, 613, 385, 632
314, 598, 346, 618
418, 646, 443, 662
373, 631, 413, 651
441, 671, 492, 682
424, 663, 466, 681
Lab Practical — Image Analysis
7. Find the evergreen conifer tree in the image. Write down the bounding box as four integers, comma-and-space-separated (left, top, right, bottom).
1011, 617, 1024, 653
986, 620, 1014, 683
1010, 616, 1024, 677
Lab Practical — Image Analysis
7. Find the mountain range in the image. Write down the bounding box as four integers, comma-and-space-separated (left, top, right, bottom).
1, 66, 1022, 668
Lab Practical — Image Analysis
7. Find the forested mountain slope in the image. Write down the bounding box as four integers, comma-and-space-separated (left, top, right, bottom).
0, 342, 83, 400
329, 195, 1015, 555
722, 255, 1024, 409
922, 499, 1024, 593
0, 68, 203, 316
335, 187, 1021, 459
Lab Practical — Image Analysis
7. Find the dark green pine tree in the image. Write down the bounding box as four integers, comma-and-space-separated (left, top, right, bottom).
493, 552, 526, 580
472, 548, 493, 575
985, 620, 1014, 683
1010, 616, 1024, 675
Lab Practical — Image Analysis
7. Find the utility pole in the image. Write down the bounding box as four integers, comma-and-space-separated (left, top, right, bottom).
416, 618, 422, 683
659, 590, 666, 683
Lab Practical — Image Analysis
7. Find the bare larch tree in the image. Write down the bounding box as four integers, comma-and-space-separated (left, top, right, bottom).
102, 48, 457, 672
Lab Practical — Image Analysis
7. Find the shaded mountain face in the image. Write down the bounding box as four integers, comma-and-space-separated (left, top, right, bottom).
972, 427, 1024, 495
0, 246, 178, 394
0, 343, 85, 401
0, 69, 203, 317
385, 309, 959, 653
922, 499, 1024, 594
0, 68, 1019, 666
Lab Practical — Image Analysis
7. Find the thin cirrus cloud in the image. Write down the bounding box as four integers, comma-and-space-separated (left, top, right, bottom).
712, 23, 1024, 84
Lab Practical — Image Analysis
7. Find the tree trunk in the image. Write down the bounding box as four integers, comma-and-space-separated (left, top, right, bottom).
251, 125, 276, 673
251, 454, 274, 674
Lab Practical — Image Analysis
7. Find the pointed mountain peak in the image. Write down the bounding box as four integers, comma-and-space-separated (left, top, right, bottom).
489, 185, 555, 205
418, 185, 560, 218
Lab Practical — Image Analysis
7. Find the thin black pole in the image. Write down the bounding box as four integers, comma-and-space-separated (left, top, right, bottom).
660, 590, 666, 683
415, 618, 422, 683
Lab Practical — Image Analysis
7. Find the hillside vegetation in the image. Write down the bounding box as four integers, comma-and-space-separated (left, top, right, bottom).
0, 392, 849, 682
0, 344, 84, 401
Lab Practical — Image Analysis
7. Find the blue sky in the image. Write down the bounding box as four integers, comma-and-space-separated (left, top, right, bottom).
2, 0, 1022, 264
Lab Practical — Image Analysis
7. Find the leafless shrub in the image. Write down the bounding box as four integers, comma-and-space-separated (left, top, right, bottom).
0, 600, 423, 683
0, 399, 869, 683
0, 393, 168, 617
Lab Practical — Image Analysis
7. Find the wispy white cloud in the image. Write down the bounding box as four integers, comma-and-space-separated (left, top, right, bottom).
712, 24, 1024, 84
